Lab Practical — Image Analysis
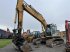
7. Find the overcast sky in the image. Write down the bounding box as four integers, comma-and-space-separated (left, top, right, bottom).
0, 0, 70, 32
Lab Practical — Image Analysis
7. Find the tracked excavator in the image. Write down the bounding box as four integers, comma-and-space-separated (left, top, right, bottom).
12, 0, 64, 51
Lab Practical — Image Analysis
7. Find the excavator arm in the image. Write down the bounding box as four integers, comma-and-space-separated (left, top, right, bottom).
15, 0, 47, 35
13, 0, 47, 51
15, 0, 23, 36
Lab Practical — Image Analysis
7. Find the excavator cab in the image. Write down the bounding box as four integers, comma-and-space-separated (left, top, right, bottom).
46, 24, 51, 36
46, 24, 57, 38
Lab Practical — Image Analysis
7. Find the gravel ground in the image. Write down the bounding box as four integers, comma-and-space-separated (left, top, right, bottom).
0, 43, 65, 52
0, 44, 18, 52
0, 37, 66, 52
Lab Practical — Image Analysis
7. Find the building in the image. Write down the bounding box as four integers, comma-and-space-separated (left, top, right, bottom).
0, 29, 13, 39
59, 31, 66, 38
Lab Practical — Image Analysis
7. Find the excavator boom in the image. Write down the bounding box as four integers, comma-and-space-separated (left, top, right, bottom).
23, 1, 47, 29
15, 0, 47, 34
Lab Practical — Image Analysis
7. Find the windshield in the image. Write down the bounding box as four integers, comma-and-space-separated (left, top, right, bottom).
46, 24, 57, 36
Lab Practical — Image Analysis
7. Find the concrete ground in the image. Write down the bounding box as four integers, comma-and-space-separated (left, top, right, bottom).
0, 44, 18, 52
32, 45, 65, 52
0, 37, 66, 52
0, 43, 65, 52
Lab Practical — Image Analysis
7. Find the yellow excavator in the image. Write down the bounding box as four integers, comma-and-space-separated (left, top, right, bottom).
12, 0, 47, 51
12, 0, 64, 51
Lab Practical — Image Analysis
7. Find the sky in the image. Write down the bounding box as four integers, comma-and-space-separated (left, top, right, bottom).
0, 0, 70, 32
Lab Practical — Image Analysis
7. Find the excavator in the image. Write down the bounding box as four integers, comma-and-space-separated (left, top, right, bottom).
12, 0, 64, 51
12, 0, 47, 51
65, 20, 70, 52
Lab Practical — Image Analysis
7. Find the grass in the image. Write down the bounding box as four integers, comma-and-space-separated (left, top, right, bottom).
0, 39, 12, 48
